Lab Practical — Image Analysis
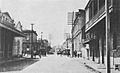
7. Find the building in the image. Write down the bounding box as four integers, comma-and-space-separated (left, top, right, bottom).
22, 30, 38, 55
13, 21, 24, 57
84, 0, 120, 64
62, 38, 72, 55
72, 9, 85, 55
0, 12, 24, 59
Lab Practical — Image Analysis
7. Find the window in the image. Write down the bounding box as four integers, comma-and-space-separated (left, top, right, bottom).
86, 8, 89, 23
108, 0, 112, 6
26, 35, 29, 40
89, 3, 93, 20
99, 0, 105, 9
93, 0, 98, 15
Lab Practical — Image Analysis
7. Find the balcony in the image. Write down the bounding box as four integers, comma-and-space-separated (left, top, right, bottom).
85, 2, 113, 32
86, 6, 105, 32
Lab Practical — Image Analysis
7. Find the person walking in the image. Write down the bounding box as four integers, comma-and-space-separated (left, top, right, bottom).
74, 50, 77, 58
38, 49, 41, 58
77, 51, 81, 58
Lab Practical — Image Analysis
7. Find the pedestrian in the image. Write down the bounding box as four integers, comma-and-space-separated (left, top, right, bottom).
22, 50, 24, 56
74, 50, 77, 58
39, 51, 41, 58
73, 51, 75, 57
67, 51, 70, 57
77, 51, 81, 58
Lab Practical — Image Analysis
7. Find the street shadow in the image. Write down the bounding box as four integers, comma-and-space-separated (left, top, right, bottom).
85, 65, 101, 73
0, 58, 39, 72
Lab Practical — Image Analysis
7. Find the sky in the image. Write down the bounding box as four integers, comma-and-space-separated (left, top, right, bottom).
1, 0, 89, 46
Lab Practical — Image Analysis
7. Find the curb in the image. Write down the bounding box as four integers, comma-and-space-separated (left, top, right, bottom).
85, 64, 101, 73
0, 58, 26, 64
73, 58, 102, 73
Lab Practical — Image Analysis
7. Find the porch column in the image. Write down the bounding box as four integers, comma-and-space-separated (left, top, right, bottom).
0, 27, 2, 58
92, 40, 95, 61
99, 36, 102, 64
102, 36, 104, 64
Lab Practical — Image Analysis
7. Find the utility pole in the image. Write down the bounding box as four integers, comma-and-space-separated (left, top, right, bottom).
105, 0, 111, 73
72, 11, 74, 57
49, 34, 52, 46
41, 32, 43, 49
67, 38, 68, 48
41, 32, 43, 40
65, 33, 69, 49
31, 24, 34, 58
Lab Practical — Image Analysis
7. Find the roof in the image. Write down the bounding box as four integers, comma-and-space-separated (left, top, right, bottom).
2, 12, 12, 19
0, 22, 25, 37
23, 30, 38, 36
15, 21, 23, 31
85, 0, 92, 10
0, 12, 25, 37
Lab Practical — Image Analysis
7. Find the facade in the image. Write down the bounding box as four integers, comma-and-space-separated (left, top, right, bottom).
72, 9, 85, 54
62, 38, 71, 49
62, 38, 72, 55
84, 0, 120, 64
13, 21, 24, 57
37, 39, 49, 56
22, 30, 38, 54
0, 12, 24, 59
42, 39, 49, 54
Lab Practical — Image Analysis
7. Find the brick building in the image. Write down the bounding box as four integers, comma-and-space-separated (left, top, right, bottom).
22, 30, 38, 55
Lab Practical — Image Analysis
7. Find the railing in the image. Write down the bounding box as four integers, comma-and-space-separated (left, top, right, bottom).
86, 6, 105, 30
85, 0, 113, 31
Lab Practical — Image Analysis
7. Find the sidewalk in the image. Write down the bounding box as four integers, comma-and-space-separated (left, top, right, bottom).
78, 57, 120, 73
0, 56, 39, 73
0, 57, 26, 64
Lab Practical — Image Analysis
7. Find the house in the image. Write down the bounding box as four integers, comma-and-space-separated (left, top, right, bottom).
0, 12, 24, 59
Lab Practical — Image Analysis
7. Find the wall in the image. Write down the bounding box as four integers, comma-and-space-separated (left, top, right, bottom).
13, 37, 23, 56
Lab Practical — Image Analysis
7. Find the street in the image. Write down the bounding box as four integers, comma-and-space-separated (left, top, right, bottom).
2, 55, 98, 73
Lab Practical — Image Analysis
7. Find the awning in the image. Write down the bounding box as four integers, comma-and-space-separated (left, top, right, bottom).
0, 23, 25, 37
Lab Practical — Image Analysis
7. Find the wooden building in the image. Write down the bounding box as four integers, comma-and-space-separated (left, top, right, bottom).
0, 12, 24, 59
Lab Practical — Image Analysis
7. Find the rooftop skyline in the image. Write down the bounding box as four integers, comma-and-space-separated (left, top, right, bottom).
1, 0, 89, 46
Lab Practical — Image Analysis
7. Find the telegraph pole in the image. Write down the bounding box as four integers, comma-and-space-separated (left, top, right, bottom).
72, 11, 74, 57
65, 33, 69, 49
49, 34, 52, 46
41, 32, 43, 40
31, 24, 34, 58
41, 32, 43, 49
105, 0, 111, 73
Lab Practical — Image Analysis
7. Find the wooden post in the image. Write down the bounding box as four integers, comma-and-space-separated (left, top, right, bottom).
105, 0, 111, 73
31, 24, 34, 58
102, 38, 104, 64
72, 11, 74, 57
92, 40, 95, 61
99, 37, 102, 64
